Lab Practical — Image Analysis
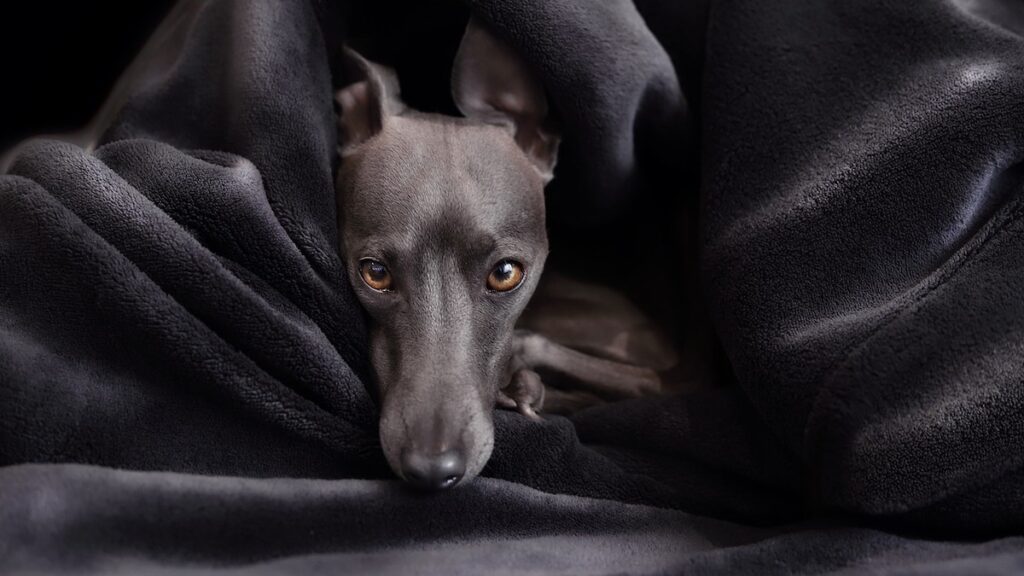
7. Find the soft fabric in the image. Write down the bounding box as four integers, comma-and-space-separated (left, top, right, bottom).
700, 0, 1024, 531
4, 464, 1024, 576
1, 0, 1023, 573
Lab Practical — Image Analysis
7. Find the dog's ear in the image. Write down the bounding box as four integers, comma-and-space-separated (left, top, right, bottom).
336, 48, 405, 156
452, 18, 560, 182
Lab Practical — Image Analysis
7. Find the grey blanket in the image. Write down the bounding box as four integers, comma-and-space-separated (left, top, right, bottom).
3, 0, 1024, 573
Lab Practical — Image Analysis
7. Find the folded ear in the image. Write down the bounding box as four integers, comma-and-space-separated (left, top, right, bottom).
336, 48, 405, 156
452, 18, 560, 182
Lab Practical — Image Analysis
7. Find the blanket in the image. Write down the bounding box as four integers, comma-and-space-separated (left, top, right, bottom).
2, 0, 1024, 573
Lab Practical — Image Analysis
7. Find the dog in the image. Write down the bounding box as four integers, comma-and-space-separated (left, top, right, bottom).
334, 18, 674, 490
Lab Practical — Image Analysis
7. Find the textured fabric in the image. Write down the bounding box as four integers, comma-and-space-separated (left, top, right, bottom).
4, 464, 1024, 576
701, 0, 1024, 532
2, 0, 1024, 572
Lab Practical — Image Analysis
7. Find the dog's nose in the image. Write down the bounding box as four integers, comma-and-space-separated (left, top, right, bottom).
400, 449, 466, 491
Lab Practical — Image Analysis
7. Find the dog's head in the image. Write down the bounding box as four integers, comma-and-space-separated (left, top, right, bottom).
334, 18, 559, 489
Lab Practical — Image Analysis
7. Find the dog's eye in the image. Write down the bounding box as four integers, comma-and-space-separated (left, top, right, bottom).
359, 258, 392, 292
487, 260, 525, 292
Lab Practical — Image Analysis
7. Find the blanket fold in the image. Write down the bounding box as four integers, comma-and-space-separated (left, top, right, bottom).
701, 0, 1024, 532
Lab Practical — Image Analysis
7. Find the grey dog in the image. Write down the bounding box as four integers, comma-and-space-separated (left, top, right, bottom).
335, 18, 670, 491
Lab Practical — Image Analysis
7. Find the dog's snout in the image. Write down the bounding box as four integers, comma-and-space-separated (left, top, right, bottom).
401, 449, 466, 491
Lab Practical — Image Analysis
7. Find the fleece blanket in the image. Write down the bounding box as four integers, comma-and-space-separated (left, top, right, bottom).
2, 0, 1024, 573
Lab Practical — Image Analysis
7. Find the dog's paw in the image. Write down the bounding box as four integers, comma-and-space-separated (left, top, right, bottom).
629, 366, 663, 397
498, 369, 545, 421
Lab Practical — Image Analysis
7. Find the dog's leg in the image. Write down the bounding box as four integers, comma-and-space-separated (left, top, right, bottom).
513, 330, 662, 400
498, 368, 545, 420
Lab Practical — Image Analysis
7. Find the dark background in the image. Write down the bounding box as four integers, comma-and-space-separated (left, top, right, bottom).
0, 1, 481, 154
0, 1, 706, 156
0, 2, 175, 152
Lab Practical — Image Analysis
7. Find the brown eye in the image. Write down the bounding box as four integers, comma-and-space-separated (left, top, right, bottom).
487, 260, 525, 292
359, 258, 392, 291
